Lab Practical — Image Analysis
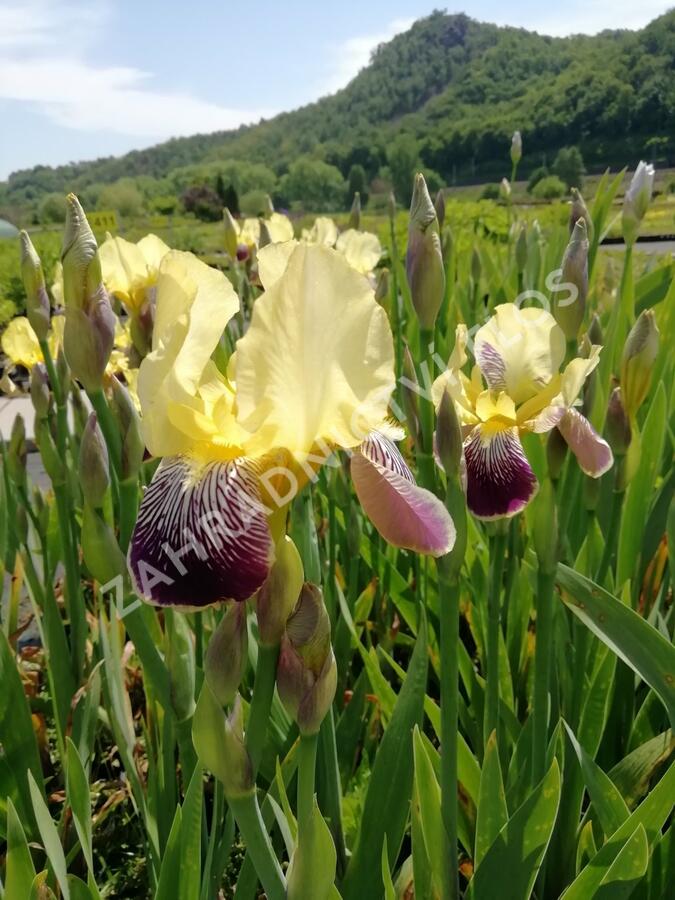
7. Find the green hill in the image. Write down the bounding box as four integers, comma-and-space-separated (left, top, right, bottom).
2, 9, 675, 220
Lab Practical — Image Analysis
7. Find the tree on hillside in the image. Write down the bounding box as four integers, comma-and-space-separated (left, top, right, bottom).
347, 165, 369, 207
98, 180, 145, 217
387, 135, 420, 206
552, 147, 585, 190
280, 158, 346, 211
181, 184, 222, 221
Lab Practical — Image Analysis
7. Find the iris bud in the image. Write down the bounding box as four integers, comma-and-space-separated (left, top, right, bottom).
406, 173, 445, 331
192, 687, 253, 799
79, 413, 109, 508
277, 583, 337, 736
374, 268, 389, 306
434, 189, 445, 229
388, 191, 396, 221
19, 231, 50, 342
71, 383, 89, 437
109, 376, 144, 481
7, 415, 27, 487
499, 178, 511, 202
606, 387, 631, 456
129, 297, 154, 359
255, 535, 304, 646
554, 218, 588, 340
515, 224, 528, 273
348, 192, 361, 230
620, 310, 659, 420
81, 504, 126, 583
30, 364, 51, 420
435, 388, 462, 479
510, 131, 522, 166
622, 161, 655, 246
546, 427, 568, 482
569, 188, 593, 239
588, 314, 603, 346
61, 194, 115, 392
35, 418, 65, 485
205, 601, 248, 707
56, 344, 70, 387
166, 611, 196, 723
531, 477, 558, 574
223, 208, 239, 259
401, 345, 421, 448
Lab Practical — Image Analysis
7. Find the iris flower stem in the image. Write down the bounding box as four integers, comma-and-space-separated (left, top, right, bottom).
417, 327, 437, 490
118, 477, 139, 554
389, 219, 403, 382
228, 793, 286, 900
53, 482, 85, 680
596, 485, 625, 585
297, 733, 318, 840
246, 642, 280, 777
88, 387, 122, 479
531, 568, 556, 785
484, 530, 507, 745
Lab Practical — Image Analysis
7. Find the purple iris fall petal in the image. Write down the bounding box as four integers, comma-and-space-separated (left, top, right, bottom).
350, 432, 455, 557
464, 425, 538, 519
128, 455, 274, 608
557, 408, 613, 477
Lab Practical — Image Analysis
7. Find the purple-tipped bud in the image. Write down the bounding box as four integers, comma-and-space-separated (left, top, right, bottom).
129, 296, 154, 359
35, 418, 65, 486
569, 188, 593, 240
30, 364, 51, 420
61, 195, 115, 392
205, 602, 248, 707
277, 583, 337, 736
79, 413, 109, 508
20, 231, 50, 342
255, 535, 304, 647
223, 208, 239, 259
588, 314, 603, 346
606, 387, 631, 456
406, 173, 445, 331
622, 162, 655, 246
620, 310, 659, 419
555, 218, 588, 340
436, 388, 463, 479
374, 268, 389, 306
192, 688, 253, 798
109, 376, 144, 481
348, 192, 361, 230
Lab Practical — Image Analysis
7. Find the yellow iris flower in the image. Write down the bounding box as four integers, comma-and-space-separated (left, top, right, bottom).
129, 242, 454, 609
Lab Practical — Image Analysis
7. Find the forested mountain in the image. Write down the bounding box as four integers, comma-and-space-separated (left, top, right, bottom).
3, 8, 674, 219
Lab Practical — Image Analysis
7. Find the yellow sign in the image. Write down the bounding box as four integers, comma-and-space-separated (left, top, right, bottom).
88, 210, 119, 232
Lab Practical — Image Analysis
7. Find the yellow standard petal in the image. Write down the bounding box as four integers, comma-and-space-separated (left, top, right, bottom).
336, 229, 382, 275
1, 317, 42, 367
235, 243, 395, 459
266, 212, 295, 243
475, 304, 565, 405
138, 251, 241, 457
257, 241, 298, 289
304, 217, 338, 247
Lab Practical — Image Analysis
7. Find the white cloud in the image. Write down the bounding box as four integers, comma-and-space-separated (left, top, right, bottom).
316, 17, 415, 97
492, 0, 672, 36
0, 0, 272, 153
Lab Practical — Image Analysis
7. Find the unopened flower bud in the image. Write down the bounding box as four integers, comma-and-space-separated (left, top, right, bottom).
20, 232, 50, 342
588, 314, 603, 346
388, 191, 396, 221
256, 535, 304, 646
348, 192, 361, 230
56, 344, 70, 387
258, 218, 272, 249
30, 364, 51, 420
499, 178, 511, 201
406, 173, 445, 331
436, 388, 463, 478
606, 387, 631, 456
109, 376, 144, 481
129, 297, 154, 359
510, 131, 522, 166
401, 345, 420, 448
192, 687, 253, 798
374, 268, 389, 306
622, 162, 655, 246
81, 503, 126, 583
166, 611, 196, 723
569, 188, 593, 240
620, 310, 659, 419
515, 224, 528, 273
223, 208, 239, 259
554, 219, 588, 340
71, 384, 88, 437
7, 415, 27, 487
546, 426, 568, 481
205, 602, 248, 707
35, 418, 65, 485
79, 413, 109, 508
531, 477, 558, 574
61, 195, 115, 391
434, 190, 445, 229
277, 583, 337, 735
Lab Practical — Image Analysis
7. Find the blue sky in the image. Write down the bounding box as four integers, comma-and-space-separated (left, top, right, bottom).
0, 0, 671, 179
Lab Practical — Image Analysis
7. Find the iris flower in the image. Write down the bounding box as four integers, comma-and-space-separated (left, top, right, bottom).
129, 242, 454, 608
432, 304, 613, 519
301, 217, 382, 278
301, 216, 339, 247
238, 213, 295, 252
